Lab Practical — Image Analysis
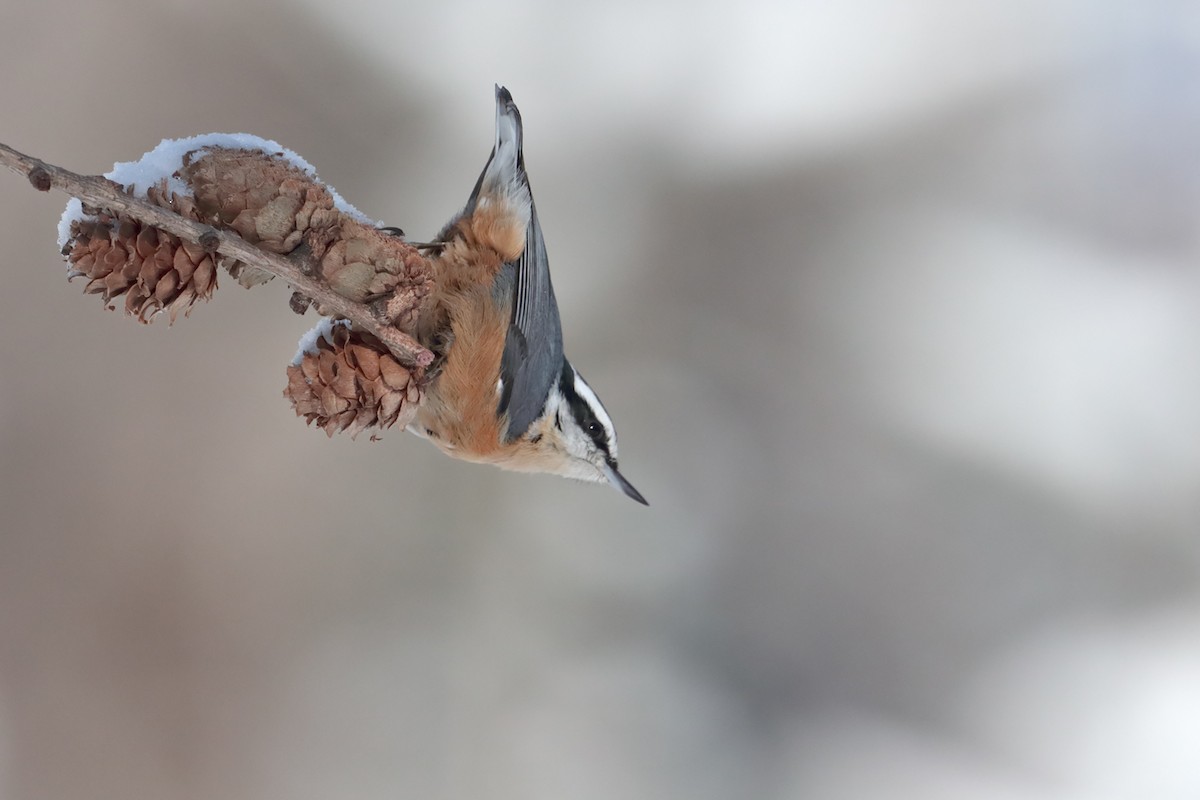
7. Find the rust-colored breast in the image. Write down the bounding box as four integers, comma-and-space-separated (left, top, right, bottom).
416, 196, 529, 460
416, 285, 508, 458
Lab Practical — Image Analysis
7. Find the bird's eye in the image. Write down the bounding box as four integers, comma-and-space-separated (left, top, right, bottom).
587, 422, 602, 434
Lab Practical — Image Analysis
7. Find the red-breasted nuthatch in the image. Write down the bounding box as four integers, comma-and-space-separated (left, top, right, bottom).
406, 86, 646, 505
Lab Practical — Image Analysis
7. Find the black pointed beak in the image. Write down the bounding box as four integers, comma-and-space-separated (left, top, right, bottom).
603, 461, 648, 506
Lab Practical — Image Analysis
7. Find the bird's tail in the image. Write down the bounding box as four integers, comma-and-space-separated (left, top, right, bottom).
467, 85, 530, 214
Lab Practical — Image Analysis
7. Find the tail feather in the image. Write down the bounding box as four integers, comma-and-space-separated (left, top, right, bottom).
467, 85, 529, 216
493, 85, 523, 169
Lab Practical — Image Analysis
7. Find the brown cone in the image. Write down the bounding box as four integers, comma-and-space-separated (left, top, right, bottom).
284, 323, 423, 438
316, 225, 433, 310
63, 187, 219, 323
181, 147, 341, 287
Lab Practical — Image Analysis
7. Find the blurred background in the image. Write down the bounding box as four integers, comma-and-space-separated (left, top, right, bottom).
2, 1, 1199, 797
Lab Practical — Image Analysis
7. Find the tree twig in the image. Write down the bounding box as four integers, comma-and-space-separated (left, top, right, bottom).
0, 141, 434, 367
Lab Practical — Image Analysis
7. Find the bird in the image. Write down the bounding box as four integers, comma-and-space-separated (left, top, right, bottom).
407, 85, 647, 505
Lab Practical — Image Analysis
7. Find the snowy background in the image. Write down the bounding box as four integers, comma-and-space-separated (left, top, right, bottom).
2, 1, 1200, 798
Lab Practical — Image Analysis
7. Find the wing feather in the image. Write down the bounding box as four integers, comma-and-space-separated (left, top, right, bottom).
497, 200, 562, 439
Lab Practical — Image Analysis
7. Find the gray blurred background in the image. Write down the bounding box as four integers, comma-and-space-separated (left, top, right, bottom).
2, 1, 1200, 798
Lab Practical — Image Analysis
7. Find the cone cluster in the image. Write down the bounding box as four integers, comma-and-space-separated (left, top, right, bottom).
180, 148, 433, 308
60, 147, 433, 327
284, 323, 423, 438
63, 188, 218, 322
59, 142, 437, 438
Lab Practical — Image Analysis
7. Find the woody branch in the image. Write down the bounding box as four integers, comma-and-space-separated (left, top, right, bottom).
0, 140, 433, 368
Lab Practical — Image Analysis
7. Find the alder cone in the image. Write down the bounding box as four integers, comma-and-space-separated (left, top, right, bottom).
315, 225, 433, 313
181, 147, 340, 288
285, 324, 422, 438
64, 188, 218, 322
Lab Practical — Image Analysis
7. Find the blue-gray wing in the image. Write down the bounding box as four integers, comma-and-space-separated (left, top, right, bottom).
496, 201, 563, 441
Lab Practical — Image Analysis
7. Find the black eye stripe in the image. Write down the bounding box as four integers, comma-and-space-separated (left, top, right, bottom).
579, 413, 609, 454
558, 360, 612, 455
